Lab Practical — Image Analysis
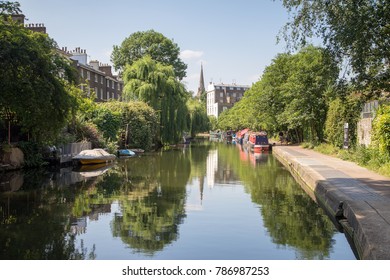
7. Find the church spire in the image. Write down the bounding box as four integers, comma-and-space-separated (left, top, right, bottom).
197, 63, 205, 99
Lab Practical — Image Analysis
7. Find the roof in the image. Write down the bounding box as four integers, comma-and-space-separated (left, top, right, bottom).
213, 83, 250, 88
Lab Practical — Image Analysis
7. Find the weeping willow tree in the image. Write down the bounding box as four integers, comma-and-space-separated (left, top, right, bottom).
123, 56, 189, 144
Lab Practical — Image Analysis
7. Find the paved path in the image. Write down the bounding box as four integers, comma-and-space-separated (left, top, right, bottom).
273, 145, 390, 260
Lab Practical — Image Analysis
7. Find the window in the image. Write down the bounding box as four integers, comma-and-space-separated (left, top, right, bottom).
107, 91, 110, 100
94, 74, 98, 83
220, 92, 223, 98
233, 93, 236, 97
223, 106, 228, 111
100, 88, 103, 99
107, 80, 110, 88
101, 76, 103, 84
112, 82, 114, 89
87, 71, 90, 80
229, 87, 233, 90
80, 69, 84, 78
94, 87, 97, 97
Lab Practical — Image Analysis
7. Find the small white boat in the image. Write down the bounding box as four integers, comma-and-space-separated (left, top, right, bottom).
72, 149, 116, 165
117, 149, 136, 157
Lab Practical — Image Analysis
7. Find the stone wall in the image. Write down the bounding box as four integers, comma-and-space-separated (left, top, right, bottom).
357, 118, 373, 147
1, 147, 24, 170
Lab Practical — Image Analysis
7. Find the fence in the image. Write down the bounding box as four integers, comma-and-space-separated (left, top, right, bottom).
59, 142, 91, 163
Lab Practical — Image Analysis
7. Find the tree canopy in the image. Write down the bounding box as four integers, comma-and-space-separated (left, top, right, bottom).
111, 30, 187, 80
0, 16, 77, 142
279, 0, 390, 97
218, 46, 338, 143
123, 56, 189, 144
0, 0, 21, 15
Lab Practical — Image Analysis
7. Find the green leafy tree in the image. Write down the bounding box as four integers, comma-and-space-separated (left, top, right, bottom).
101, 101, 159, 151
186, 98, 210, 137
0, 1, 21, 15
217, 46, 337, 143
279, 46, 338, 143
111, 30, 187, 80
0, 14, 77, 142
279, 0, 390, 97
123, 56, 188, 144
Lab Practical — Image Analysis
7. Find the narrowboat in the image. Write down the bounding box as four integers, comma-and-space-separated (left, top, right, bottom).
248, 131, 272, 153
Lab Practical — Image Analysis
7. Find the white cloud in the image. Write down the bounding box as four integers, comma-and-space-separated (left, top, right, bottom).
180, 50, 204, 60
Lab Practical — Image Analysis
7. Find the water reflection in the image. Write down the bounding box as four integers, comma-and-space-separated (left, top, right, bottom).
0, 167, 99, 259
111, 151, 189, 255
217, 145, 338, 259
0, 142, 354, 259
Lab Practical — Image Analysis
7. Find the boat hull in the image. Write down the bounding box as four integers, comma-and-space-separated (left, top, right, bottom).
78, 157, 115, 165
72, 149, 116, 165
246, 131, 272, 153
253, 144, 271, 153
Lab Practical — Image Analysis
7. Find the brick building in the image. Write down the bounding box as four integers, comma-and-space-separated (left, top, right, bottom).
65, 47, 123, 102
11, 14, 123, 102
206, 82, 249, 118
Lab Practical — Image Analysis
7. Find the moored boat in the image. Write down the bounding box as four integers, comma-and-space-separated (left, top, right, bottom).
117, 149, 136, 157
72, 148, 116, 165
248, 131, 272, 152
129, 148, 145, 154
236, 128, 249, 145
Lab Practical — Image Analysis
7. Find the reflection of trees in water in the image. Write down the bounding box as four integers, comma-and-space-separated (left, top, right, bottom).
188, 141, 213, 178
0, 169, 97, 259
1, 142, 337, 259
216, 144, 337, 259
0, 143, 208, 258
111, 150, 190, 255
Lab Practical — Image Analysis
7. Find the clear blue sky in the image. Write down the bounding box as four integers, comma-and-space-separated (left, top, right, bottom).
17, 0, 291, 93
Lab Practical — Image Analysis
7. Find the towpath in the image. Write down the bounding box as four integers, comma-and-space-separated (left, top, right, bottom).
273, 145, 390, 260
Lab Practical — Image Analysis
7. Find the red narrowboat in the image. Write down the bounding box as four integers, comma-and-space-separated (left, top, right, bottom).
248, 131, 271, 153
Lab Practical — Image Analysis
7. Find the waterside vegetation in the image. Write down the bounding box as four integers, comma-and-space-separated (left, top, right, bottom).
0, 2, 210, 168
216, 0, 390, 175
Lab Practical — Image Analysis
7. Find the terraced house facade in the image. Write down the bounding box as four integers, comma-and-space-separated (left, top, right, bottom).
12, 14, 123, 102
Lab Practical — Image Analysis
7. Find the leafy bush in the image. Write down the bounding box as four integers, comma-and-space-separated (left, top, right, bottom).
99, 101, 158, 151
325, 98, 344, 147
91, 106, 121, 141
17, 141, 46, 168
324, 95, 361, 148
372, 104, 390, 158
69, 119, 105, 148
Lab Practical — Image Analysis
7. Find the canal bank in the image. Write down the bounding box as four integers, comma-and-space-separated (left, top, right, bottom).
273, 145, 390, 260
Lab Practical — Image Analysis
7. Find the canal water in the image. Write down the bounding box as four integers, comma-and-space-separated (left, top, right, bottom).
0, 142, 356, 260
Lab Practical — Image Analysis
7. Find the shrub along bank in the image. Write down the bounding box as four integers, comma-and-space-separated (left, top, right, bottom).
300, 102, 390, 177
